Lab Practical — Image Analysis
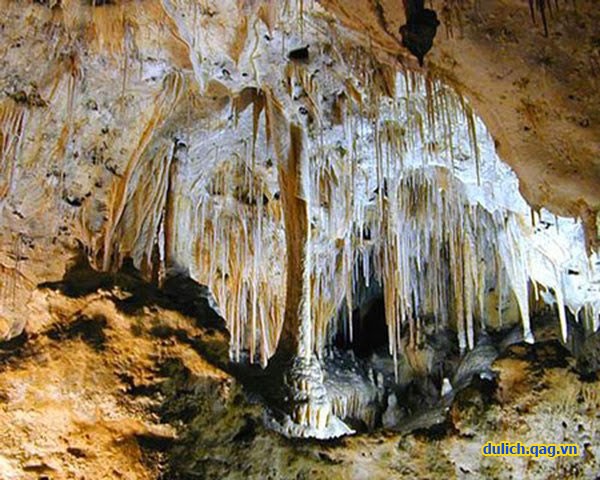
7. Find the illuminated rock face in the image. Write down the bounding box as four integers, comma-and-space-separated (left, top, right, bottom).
0, 0, 598, 438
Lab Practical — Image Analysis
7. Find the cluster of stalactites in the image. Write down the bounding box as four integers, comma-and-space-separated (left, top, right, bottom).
306, 158, 535, 377
73, 0, 510, 368
301, 76, 516, 364
183, 72, 542, 370
73, 0, 595, 370
191, 155, 287, 366
3, 0, 596, 368
370, 170, 533, 373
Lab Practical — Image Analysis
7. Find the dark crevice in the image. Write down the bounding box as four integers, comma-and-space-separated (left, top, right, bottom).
400, 0, 440, 66
46, 314, 108, 351
0, 331, 29, 365
288, 45, 310, 61
335, 295, 389, 358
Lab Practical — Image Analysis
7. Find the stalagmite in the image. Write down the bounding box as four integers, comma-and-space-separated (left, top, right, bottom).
268, 94, 350, 436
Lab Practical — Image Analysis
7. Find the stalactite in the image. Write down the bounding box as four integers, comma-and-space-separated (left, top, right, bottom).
63, 55, 80, 180
529, 0, 549, 37
0, 102, 26, 202
100, 71, 183, 271
121, 142, 174, 277
161, 0, 206, 92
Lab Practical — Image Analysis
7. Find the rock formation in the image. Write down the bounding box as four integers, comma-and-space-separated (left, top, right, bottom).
0, 0, 599, 477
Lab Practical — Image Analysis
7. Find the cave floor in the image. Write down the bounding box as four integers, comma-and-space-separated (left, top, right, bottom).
0, 269, 598, 480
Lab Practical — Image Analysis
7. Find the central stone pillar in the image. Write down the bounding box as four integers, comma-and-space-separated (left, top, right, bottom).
276, 123, 312, 361
272, 121, 350, 438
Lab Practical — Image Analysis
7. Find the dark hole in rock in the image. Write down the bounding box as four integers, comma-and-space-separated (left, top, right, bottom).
0, 331, 28, 353
334, 293, 388, 359
63, 195, 84, 207
350, 296, 389, 358
288, 46, 309, 61
86, 0, 115, 6
46, 314, 107, 351
232, 415, 257, 443
399, 0, 440, 66
136, 432, 175, 452
66, 447, 87, 458
0, 331, 29, 365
